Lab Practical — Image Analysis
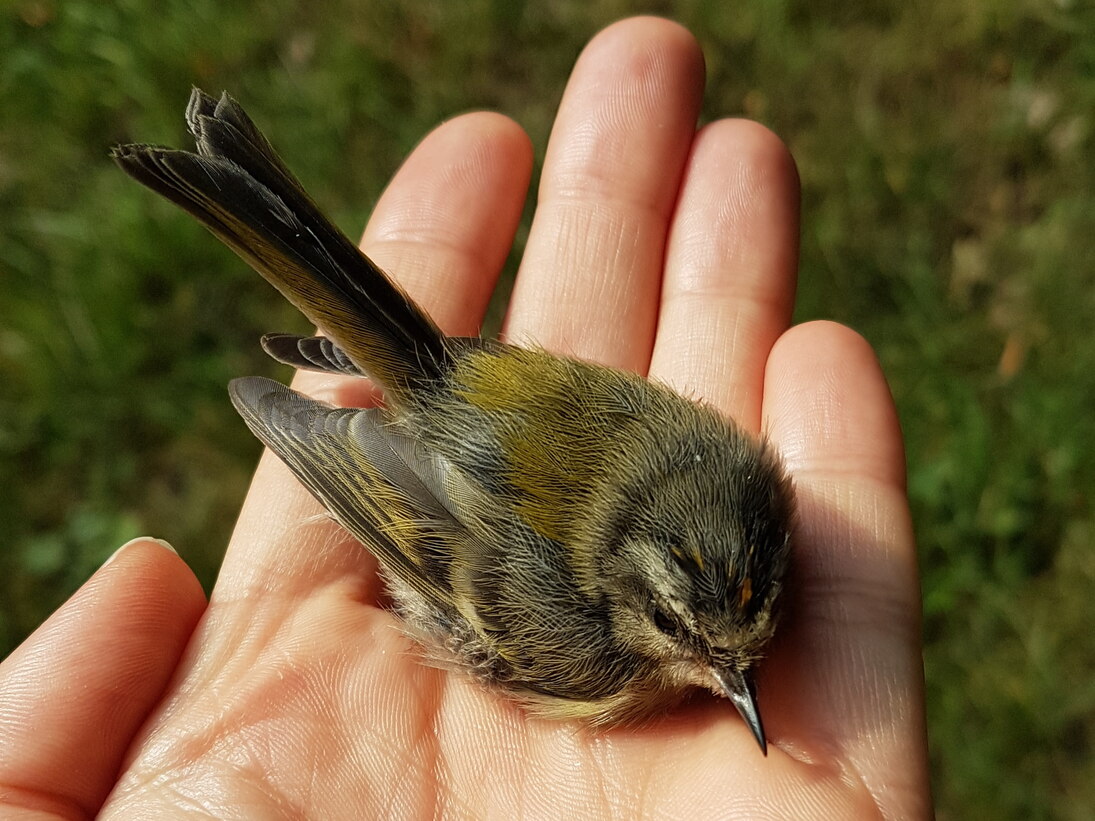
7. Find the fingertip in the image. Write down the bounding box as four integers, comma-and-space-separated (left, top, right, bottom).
365, 110, 533, 245
101, 535, 176, 568
446, 110, 534, 174
586, 16, 704, 81
697, 118, 798, 182
767, 319, 869, 378
663, 117, 800, 303
95, 536, 206, 618
546, 15, 706, 206
765, 320, 906, 492
392, 111, 534, 206
693, 118, 801, 239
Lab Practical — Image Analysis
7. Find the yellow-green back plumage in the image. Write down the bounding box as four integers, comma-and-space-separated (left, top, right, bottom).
449, 346, 651, 543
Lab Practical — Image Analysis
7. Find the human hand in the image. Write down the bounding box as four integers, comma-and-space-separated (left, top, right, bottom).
0, 17, 930, 819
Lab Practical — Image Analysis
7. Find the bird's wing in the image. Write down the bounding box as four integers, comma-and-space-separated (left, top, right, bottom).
229, 375, 478, 609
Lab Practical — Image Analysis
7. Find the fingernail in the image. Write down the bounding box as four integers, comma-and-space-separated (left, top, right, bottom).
102, 536, 177, 568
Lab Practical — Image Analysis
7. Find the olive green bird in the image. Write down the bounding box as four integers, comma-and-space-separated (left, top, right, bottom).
112, 89, 795, 754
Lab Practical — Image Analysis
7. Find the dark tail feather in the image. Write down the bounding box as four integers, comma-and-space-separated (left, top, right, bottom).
261, 333, 365, 376
112, 89, 449, 397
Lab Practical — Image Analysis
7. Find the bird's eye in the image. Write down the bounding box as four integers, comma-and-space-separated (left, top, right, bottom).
652, 606, 681, 638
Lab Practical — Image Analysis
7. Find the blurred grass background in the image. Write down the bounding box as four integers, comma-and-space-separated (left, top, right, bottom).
2, 0, 1093, 816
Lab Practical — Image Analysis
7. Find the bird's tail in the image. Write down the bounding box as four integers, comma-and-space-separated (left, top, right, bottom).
112, 88, 449, 397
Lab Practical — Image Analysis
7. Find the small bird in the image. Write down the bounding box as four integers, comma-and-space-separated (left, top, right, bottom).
113, 89, 795, 754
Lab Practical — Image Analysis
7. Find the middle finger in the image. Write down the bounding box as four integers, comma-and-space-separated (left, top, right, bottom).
503, 18, 704, 372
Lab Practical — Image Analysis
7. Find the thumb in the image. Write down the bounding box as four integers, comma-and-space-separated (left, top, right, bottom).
0, 538, 206, 819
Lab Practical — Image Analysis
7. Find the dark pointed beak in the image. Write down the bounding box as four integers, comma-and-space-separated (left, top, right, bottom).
712, 667, 767, 755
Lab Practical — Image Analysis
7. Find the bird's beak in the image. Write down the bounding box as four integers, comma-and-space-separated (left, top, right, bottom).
711, 666, 767, 755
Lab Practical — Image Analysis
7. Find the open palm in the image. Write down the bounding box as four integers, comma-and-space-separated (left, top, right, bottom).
0, 17, 930, 820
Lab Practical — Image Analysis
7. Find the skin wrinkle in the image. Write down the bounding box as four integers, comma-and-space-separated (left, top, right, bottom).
444, 687, 534, 818
10, 622, 146, 755
547, 117, 633, 198
549, 202, 636, 297
840, 682, 916, 821
557, 732, 610, 818
368, 198, 509, 269
663, 249, 793, 348
495, 717, 534, 816
662, 266, 791, 314
843, 645, 911, 733
657, 305, 765, 425
346, 712, 402, 809
766, 328, 905, 491
144, 618, 276, 744
389, 661, 443, 819
176, 661, 297, 772
793, 514, 919, 648
809, 618, 912, 735
515, 200, 659, 365
673, 180, 777, 292
717, 161, 783, 270
601, 55, 675, 131
545, 181, 679, 223
775, 423, 904, 493
652, 123, 798, 437
149, 777, 221, 819
663, 124, 797, 308
795, 479, 910, 557
126, 748, 243, 818
545, 117, 684, 215
437, 122, 519, 192
356, 638, 438, 816
367, 115, 529, 242
583, 736, 626, 821
799, 573, 917, 644
129, 595, 381, 814
0, 783, 94, 820
861, 743, 927, 821
368, 207, 482, 253
611, 739, 658, 820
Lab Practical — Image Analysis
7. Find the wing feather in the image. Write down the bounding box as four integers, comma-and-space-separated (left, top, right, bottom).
228, 376, 478, 609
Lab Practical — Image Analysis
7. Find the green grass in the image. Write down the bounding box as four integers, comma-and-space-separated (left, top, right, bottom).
2, 1, 1093, 816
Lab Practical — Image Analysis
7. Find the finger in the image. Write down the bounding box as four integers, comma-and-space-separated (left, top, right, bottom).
359, 111, 533, 336
650, 119, 799, 432
504, 17, 705, 371
0, 539, 205, 819
762, 322, 931, 819
219, 112, 532, 595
